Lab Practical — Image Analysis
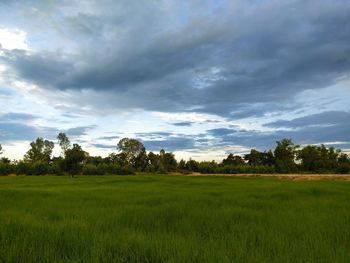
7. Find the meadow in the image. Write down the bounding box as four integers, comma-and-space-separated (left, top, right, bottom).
0, 175, 350, 263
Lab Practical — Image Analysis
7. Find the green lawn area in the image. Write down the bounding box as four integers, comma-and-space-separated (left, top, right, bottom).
0, 175, 350, 263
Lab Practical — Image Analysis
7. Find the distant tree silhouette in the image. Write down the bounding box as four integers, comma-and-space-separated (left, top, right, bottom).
64, 144, 87, 177
24, 138, 54, 163
274, 139, 299, 173
117, 138, 147, 169
57, 132, 71, 156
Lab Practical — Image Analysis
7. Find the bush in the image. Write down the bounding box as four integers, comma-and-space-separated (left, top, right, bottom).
82, 164, 134, 175
29, 161, 50, 175
337, 163, 350, 174
14, 161, 30, 175
82, 164, 105, 175
0, 162, 14, 175
107, 164, 134, 175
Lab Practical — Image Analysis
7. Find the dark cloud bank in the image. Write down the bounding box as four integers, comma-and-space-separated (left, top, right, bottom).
0, 0, 349, 152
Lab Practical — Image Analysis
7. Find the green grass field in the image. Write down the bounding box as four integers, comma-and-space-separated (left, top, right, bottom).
0, 175, 350, 263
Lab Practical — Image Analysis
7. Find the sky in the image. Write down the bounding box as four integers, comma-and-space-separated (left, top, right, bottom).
0, 0, 349, 161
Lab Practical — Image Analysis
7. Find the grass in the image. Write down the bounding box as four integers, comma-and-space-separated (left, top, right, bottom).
0, 175, 350, 262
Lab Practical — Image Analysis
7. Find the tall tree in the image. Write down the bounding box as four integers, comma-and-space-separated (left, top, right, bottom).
185, 159, 199, 172
158, 149, 177, 172
274, 139, 298, 173
222, 154, 245, 166
244, 149, 263, 166
177, 159, 186, 171
0, 144, 3, 155
117, 138, 147, 168
261, 150, 275, 166
338, 153, 350, 173
57, 132, 71, 156
64, 144, 87, 177
297, 145, 340, 172
24, 137, 54, 163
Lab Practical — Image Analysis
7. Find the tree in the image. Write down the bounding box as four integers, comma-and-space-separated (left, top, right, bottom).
24, 137, 54, 163
158, 149, 177, 172
185, 159, 199, 172
274, 139, 299, 173
261, 150, 275, 166
0, 144, 3, 155
117, 138, 147, 168
297, 145, 341, 172
297, 145, 321, 172
64, 144, 87, 177
57, 132, 71, 156
338, 153, 350, 173
0, 157, 10, 164
177, 159, 186, 171
244, 149, 263, 166
222, 154, 245, 166
108, 152, 129, 166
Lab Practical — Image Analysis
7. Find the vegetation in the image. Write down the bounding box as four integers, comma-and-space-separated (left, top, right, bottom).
0, 175, 349, 262
0, 135, 349, 176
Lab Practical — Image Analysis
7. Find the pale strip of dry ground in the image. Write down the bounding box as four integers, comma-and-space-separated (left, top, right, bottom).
181, 173, 350, 181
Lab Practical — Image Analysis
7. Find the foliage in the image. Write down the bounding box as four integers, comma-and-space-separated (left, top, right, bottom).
64, 144, 87, 176
0, 134, 349, 175
245, 149, 274, 166
82, 163, 134, 175
274, 139, 299, 173
297, 145, 340, 172
222, 154, 245, 166
117, 138, 147, 168
0, 161, 14, 175
146, 149, 177, 173
57, 132, 71, 156
24, 137, 54, 164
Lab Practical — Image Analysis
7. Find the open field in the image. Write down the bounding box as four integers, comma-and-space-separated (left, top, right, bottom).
1, 175, 350, 262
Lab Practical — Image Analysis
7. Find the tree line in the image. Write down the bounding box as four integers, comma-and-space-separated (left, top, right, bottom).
0, 134, 349, 176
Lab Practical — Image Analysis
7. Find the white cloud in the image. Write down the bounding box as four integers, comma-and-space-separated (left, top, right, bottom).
0, 28, 29, 51
153, 111, 224, 123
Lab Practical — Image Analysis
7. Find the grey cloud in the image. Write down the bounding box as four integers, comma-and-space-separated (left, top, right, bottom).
142, 137, 195, 152
1, 0, 350, 117
0, 0, 349, 154
0, 122, 57, 142
90, 143, 116, 149
65, 126, 96, 136
207, 128, 238, 136
172, 121, 193, 127
98, 135, 120, 140
205, 122, 350, 151
0, 112, 37, 122
0, 112, 57, 142
265, 111, 350, 129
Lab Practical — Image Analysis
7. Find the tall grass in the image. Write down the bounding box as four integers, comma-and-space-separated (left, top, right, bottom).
0, 175, 349, 262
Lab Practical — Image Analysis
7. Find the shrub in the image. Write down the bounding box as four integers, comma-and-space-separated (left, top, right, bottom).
0, 162, 14, 175
29, 161, 50, 175
14, 161, 30, 175
337, 163, 350, 174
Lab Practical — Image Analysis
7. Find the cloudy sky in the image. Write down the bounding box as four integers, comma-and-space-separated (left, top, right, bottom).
0, 0, 349, 161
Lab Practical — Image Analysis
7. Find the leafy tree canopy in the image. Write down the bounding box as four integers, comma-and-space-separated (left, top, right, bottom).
57, 132, 71, 156
117, 138, 146, 167
24, 137, 54, 164
64, 144, 87, 176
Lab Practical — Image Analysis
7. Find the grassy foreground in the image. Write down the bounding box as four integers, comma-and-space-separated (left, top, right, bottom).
0, 175, 350, 263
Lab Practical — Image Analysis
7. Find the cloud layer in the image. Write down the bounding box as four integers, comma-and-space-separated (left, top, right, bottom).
0, 0, 349, 159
